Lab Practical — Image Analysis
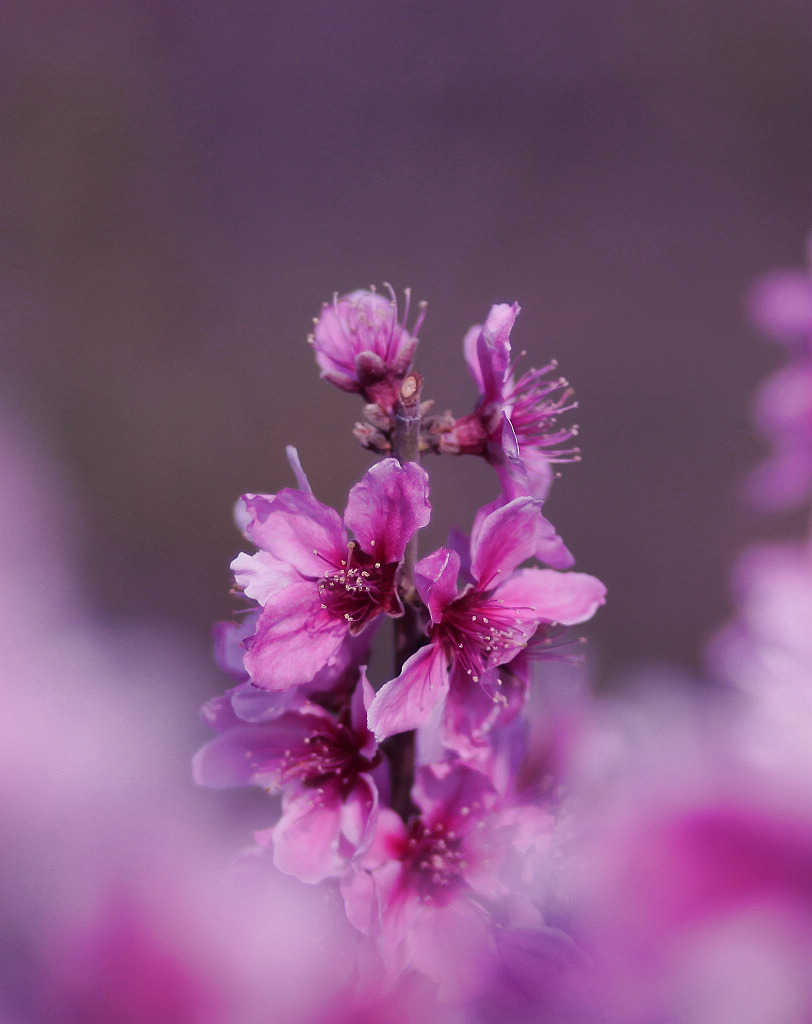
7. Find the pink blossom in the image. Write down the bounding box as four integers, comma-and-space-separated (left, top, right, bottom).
368, 497, 605, 740
231, 457, 430, 691
441, 303, 579, 503
745, 240, 812, 510
745, 361, 812, 510
342, 762, 550, 1002
748, 236, 812, 349
310, 286, 425, 412
194, 675, 382, 884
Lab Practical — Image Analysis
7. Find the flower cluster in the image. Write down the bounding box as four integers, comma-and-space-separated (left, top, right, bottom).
196, 287, 605, 1004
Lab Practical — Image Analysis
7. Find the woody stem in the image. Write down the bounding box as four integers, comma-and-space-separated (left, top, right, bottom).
386, 372, 424, 818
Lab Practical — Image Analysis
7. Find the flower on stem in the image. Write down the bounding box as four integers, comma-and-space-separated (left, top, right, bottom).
341, 761, 547, 1002
367, 497, 606, 741
310, 286, 426, 413
440, 303, 579, 502
231, 457, 430, 691
194, 674, 382, 884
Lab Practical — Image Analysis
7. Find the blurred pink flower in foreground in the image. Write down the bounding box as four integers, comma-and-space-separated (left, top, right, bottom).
746, 236, 812, 510
549, 678, 812, 1024
0, 404, 451, 1024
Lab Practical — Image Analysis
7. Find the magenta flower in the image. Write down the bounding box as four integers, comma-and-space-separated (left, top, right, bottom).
194, 675, 382, 884
368, 497, 606, 740
231, 457, 430, 691
341, 762, 521, 1001
441, 303, 579, 502
310, 286, 425, 412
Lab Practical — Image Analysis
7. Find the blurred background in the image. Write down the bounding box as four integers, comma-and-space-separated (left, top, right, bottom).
1, 0, 810, 695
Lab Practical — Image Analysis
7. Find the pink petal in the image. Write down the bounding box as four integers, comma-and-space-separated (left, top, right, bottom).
471, 497, 543, 587
230, 550, 297, 605
367, 644, 450, 741
344, 459, 430, 564
192, 726, 273, 788
244, 583, 346, 690
495, 568, 606, 627
475, 303, 519, 404
284, 445, 313, 494
242, 489, 347, 578
415, 547, 461, 622
350, 671, 378, 759
463, 324, 486, 391
270, 785, 347, 884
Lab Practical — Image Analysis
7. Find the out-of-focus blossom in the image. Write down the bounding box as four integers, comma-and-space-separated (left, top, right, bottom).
748, 237, 812, 348
231, 457, 430, 691
368, 497, 605, 740
310, 286, 425, 412
746, 239, 812, 509
342, 761, 555, 1003
440, 303, 579, 505
195, 675, 383, 883
710, 535, 812, 774
550, 671, 812, 1024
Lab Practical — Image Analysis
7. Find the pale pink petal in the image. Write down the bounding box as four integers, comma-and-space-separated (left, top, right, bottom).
230, 550, 297, 605
495, 568, 606, 627
284, 445, 313, 494
367, 644, 450, 741
339, 774, 379, 853
213, 613, 258, 679
192, 726, 275, 788
463, 323, 486, 391
406, 900, 498, 1003
350, 671, 378, 759
413, 761, 497, 829
533, 509, 575, 570
242, 489, 347, 577
270, 784, 347, 884
230, 682, 309, 722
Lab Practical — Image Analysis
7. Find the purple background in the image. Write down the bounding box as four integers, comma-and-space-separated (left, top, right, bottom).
2, 1, 810, 688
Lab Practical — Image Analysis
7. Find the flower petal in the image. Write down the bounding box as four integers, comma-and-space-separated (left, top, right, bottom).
367, 644, 450, 741
230, 551, 298, 605
242, 489, 347, 578
471, 497, 543, 587
415, 547, 461, 622
244, 582, 346, 690
344, 459, 430, 564
270, 784, 346, 884
474, 303, 519, 405
494, 568, 606, 627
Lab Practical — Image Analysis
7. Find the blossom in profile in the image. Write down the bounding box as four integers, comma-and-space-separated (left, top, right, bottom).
310, 286, 425, 411
368, 497, 606, 740
441, 303, 579, 502
231, 457, 430, 691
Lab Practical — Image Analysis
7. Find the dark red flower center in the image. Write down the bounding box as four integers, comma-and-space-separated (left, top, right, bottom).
431, 589, 527, 682
318, 542, 400, 633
